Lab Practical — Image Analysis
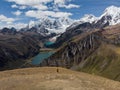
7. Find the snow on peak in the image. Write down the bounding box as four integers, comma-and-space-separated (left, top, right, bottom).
104, 5, 120, 15
58, 17, 73, 25
28, 20, 35, 28
67, 14, 98, 30
100, 5, 120, 25
27, 5, 120, 35
70, 6, 120, 27
80, 14, 98, 23
66, 6, 120, 31
28, 17, 74, 34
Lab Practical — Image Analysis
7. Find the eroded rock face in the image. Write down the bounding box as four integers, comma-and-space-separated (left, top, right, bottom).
40, 24, 120, 81
40, 24, 120, 68
52, 22, 95, 48
52, 21, 109, 48
40, 31, 103, 68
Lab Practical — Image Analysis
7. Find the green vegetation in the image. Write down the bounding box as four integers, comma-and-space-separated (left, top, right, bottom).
77, 44, 120, 81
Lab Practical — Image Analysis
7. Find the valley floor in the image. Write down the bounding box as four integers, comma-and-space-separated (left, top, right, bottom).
0, 67, 120, 90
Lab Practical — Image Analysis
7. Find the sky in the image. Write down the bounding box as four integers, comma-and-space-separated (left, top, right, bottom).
0, 0, 120, 29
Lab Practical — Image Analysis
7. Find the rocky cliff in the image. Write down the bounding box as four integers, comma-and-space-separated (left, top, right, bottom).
40, 24, 120, 81
40, 30, 104, 68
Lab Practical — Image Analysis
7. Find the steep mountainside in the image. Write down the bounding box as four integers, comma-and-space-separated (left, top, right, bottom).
0, 67, 120, 90
0, 28, 46, 70
40, 30, 103, 68
98, 6, 120, 25
53, 22, 98, 48
77, 44, 120, 81
53, 6, 120, 47
40, 24, 120, 81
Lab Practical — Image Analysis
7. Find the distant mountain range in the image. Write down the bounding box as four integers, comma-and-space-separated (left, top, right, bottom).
68, 5, 120, 29
25, 6, 120, 35
52, 5, 120, 47
40, 20, 120, 82
38, 6, 120, 82
25, 17, 74, 35
1, 6, 120, 36
1, 6, 120, 90
1, 5, 120, 71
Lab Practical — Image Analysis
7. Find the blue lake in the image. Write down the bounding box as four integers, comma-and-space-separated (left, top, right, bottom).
44, 41, 54, 47
32, 52, 54, 65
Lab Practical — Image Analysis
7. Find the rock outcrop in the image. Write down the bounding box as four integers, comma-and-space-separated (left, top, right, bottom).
40, 30, 104, 68
40, 24, 120, 81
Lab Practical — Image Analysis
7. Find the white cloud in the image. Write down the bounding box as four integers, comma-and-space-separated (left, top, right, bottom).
8, 0, 80, 10
54, 0, 72, 5
8, 0, 50, 10
19, 6, 26, 9
11, 4, 26, 9
32, 4, 48, 10
54, 0, 79, 9
0, 22, 27, 29
25, 10, 72, 18
11, 23, 27, 29
7, 0, 53, 5
0, 14, 15, 24
12, 10, 22, 16
3, 0, 80, 27
11, 4, 18, 8
54, 0, 66, 5
60, 4, 80, 9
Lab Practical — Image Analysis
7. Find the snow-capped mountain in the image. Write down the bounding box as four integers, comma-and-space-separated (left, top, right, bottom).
83, 5, 120, 26
21, 5, 120, 36
67, 5, 120, 30
80, 14, 98, 23
67, 14, 98, 30
27, 17, 74, 35
98, 5, 120, 25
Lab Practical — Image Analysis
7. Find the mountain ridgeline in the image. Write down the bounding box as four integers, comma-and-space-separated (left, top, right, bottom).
40, 24, 120, 81
0, 27, 57, 70
52, 6, 120, 48
40, 30, 103, 67
1, 5, 120, 80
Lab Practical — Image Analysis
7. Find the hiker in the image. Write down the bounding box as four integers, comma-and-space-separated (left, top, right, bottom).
57, 68, 59, 73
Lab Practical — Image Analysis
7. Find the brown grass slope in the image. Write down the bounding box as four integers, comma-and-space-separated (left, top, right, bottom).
77, 43, 120, 81
76, 24, 120, 81
0, 67, 120, 90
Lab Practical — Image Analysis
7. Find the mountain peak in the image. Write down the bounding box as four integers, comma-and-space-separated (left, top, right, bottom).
99, 5, 120, 25
80, 14, 98, 23
27, 17, 74, 35
103, 5, 120, 16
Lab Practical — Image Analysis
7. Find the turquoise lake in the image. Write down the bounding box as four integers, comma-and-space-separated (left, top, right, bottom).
44, 41, 54, 47
32, 52, 54, 65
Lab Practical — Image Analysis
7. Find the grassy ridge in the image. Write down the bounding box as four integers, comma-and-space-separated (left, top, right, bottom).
77, 43, 120, 81
0, 67, 120, 90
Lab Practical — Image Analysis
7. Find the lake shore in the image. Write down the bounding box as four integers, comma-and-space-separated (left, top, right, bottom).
21, 48, 55, 68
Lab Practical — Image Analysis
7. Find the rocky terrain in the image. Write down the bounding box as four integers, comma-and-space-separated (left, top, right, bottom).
0, 27, 50, 70
0, 67, 120, 90
1, 6, 120, 81
52, 6, 120, 48
40, 30, 103, 67
40, 24, 120, 81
